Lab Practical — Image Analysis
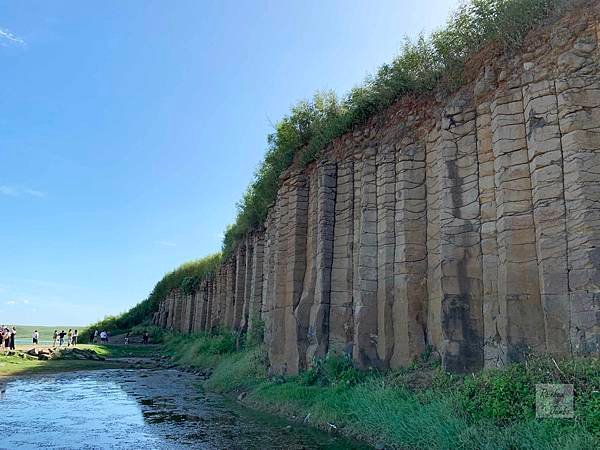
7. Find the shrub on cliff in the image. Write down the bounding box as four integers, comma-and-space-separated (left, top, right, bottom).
299, 353, 366, 387
222, 0, 570, 256
458, 355, 600, 430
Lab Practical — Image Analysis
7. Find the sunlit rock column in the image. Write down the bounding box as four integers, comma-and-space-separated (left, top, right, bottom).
522, 71, 570, 355
376, 140, 396, 367
329, 159, 354, 355
306, 160, 336, 364
283, 173, 309, 374
392, 134, 428, 367
426, 121, 443, 351
267, 183, 288, 372
474, 69, 502, 368
492, 81, 546, 362
261, 208, 277, 350
294, 171, 318, 368
353, 145, 381, 368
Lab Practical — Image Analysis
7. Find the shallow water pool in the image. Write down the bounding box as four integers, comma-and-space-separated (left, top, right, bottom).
0, 369, 367, 449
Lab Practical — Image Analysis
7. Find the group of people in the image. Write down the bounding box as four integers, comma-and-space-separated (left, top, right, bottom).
51, 329, 78, 347
1, 326, 16, 351
87, 329, 150, 345
89, 329, 110, 344
2, 326, 152, 351
124, 331, 150, 345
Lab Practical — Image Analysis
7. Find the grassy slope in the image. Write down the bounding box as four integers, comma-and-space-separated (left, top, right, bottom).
164, 333, 600, 450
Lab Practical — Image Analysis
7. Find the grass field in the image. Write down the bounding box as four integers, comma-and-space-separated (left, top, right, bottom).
6, 325, 84, 344
0, 344, 161, 377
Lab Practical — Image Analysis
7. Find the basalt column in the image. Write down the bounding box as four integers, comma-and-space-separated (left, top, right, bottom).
283, 173, 309, 374
354, 146, 380, 368
181, 293, 193, 334
262, 207, 278, 349
492, 82, 545, 362
329, 159, 354, 355
266, 182, 289, 372
156, 299, 168, 328
556, 15, 600, 354
426, 121, 443, 351
240, 236, 254, 333
306, 161, 336, 364
205, 280, 214, 332
474, 70, 502, 368
233, 245, 246, 330
248, 232, 265, 334
193, 281, 208, 333
522, 74, 570, 355
224, 261, 236, 329
392, 134, 428, 367
166, 291, 176, 330
149, 5, 600, 372
438, 98, 484, 373
376, 141, 396, 367
293, 171, 318, 369
173, 290, 184, 332
217, 266, 227, 329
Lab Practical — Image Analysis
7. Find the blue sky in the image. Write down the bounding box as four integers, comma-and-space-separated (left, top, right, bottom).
0, 0, 459, 326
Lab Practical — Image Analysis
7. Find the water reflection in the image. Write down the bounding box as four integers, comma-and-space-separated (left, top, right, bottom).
0, 369, 368, 450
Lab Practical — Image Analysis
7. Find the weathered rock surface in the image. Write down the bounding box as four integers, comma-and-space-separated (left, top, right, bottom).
16, 347, 105, 361
153, 5, 600, 373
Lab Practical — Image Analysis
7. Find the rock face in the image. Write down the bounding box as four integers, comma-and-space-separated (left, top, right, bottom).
153, 5, 600, 374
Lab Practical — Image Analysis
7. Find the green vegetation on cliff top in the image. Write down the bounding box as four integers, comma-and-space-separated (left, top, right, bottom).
165, 332, 600, 449
95, 0, 573, 330
87, 253, 221, 334
221, 0, 570, 257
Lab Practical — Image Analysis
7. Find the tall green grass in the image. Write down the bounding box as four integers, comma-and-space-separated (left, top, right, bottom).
165, 332, 599, 449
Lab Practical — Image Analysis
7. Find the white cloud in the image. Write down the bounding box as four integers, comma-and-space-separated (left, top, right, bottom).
155, 240, 177, 247
0, 186, 18, 196
0, 185, 46, 198
3, 299, 31, 306
23, 188, 46, 198
0, 28, 25, 47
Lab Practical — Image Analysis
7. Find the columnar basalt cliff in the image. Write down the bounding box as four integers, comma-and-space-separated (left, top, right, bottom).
154, 6, 600, 374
